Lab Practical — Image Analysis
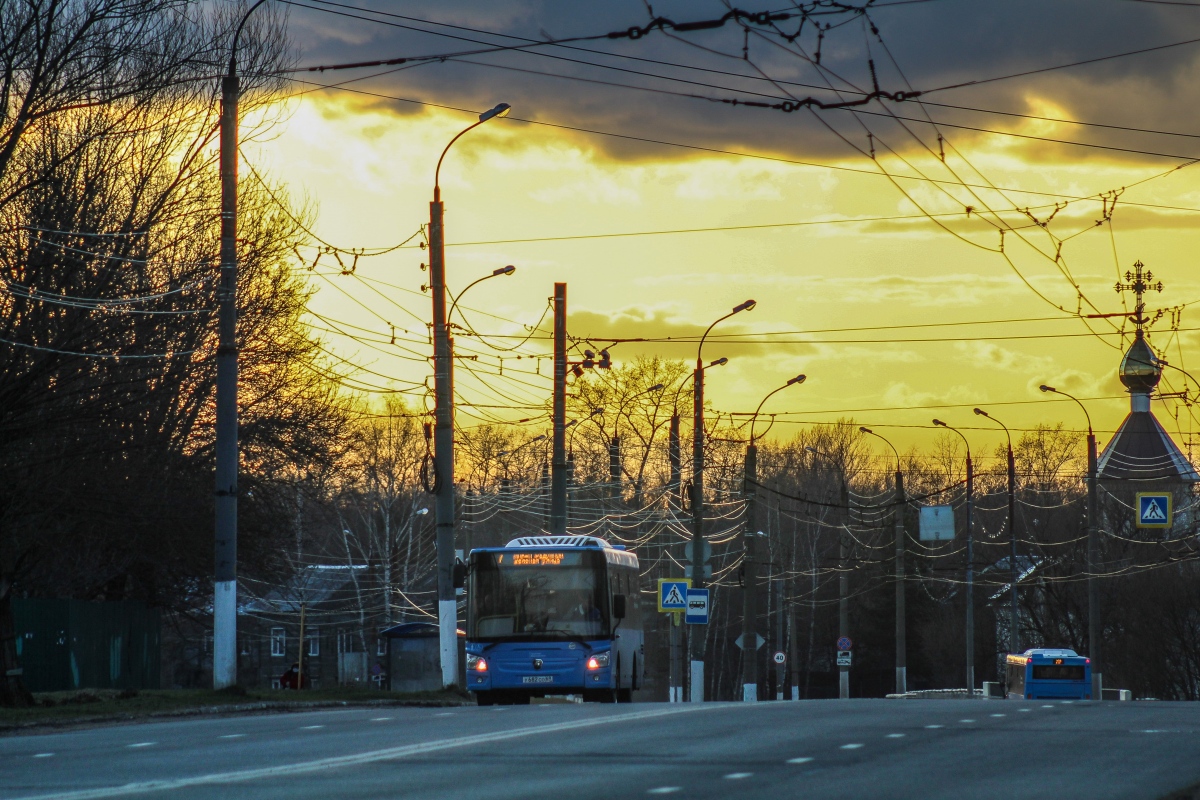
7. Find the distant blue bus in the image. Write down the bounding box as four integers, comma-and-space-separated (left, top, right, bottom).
1004, 649, 1092, 700
464, 536, 644, 705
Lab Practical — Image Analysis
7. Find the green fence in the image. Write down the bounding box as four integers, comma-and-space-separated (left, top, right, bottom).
13, 599, 161, 692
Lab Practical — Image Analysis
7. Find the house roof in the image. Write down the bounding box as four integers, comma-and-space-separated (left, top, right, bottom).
1097, 411, 1199, 483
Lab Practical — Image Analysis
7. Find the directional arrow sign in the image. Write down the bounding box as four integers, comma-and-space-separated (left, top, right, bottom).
734, 633, 766, 650
684, 541, 712, 564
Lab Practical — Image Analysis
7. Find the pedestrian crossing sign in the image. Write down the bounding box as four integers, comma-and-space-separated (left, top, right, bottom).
658, 579, 690, 613
1136, 493, 1172, 529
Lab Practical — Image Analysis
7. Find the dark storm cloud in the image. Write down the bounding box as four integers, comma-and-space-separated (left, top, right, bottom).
282, 1, 1200, 164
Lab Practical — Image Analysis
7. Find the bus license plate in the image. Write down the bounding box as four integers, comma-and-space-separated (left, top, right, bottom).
522, 676, 553, 684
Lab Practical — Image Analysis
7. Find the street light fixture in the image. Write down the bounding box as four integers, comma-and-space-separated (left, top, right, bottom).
974, 407, 1019, 655
860, 426, 907, 694
449, 265, 516, 324
691, 300, 756, 703
933, 419, 975, 691
1040, 384, 1101, 699
429, 101, 511, 689
741, 373, 805, 703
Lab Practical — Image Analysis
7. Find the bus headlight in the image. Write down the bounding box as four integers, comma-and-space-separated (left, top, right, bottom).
467, 655, 488, 673
587, 653, 610, 670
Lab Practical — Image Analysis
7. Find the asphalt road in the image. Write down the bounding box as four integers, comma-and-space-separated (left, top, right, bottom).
1, 699, 1199, 800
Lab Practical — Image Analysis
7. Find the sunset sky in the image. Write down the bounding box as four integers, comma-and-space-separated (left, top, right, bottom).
244, 0, 1200, 463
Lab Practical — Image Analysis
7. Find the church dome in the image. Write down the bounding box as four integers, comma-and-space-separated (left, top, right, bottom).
1120, 330, 1161, 393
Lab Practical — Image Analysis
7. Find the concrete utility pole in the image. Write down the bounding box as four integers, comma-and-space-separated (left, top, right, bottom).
691, 300, 755, 702
975, 407, 1019, 655
934, 419, 974, 690
743, 375, 805, 702
808, 444, 850, 700
861, 427, 905, 694
214, 0, 267, 690
1039, 385, 1100, 699
430, 102, 510, 688
550, 283, 567, 534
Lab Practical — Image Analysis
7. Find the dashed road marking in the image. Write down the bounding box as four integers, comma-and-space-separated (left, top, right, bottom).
724, 773, 753, 780
960, 719, 976, 723
648, 787, 682, 794
434, 712, 455, 717
1018, 708, 1031, 713
990, 713, 1005, 717
127, 743, 155, 748
886, 733, 905, 738
370, 717, 392, 722
840, 743, 864, 750
786, 757, 814, 764
925, 724, 943, 729
219, 734, 245, 739
301, 725, 324, 730
32, 753, 54, 758
1041, 705, 1055, 709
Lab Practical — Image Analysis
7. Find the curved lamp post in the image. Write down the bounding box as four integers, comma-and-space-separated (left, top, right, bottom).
690, 301, 754, 703
860, 426, 906, 694
449, 265, 515, 324
1041, 384, 1100, 699
214, 0, 270, 690
933, 419, 975, 691
974, 407, 1019, 655
740, 374, 804, 702
429, 101, 510, 689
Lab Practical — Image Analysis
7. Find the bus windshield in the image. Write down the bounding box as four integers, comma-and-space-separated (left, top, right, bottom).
469, 551, 610, 641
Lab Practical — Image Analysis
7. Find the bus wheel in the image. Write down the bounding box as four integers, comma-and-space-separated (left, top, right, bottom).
476, 692, 494, 706
617, 687, 633, 703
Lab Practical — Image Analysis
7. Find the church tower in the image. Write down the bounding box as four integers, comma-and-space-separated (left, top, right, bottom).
1096, 263, 1198, 484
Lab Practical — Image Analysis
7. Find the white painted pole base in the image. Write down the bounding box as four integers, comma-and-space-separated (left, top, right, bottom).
439, 599, 458, 688
690, 660, 704, 702
839, 670, 849, 700
895, 666, 907, 696
790, 686, 799, 701
213, 580, 237, 689
669, 686, 681, 703
742, 683, 757, 702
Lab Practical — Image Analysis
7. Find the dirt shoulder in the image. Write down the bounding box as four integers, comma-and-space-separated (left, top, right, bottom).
0, 687, 472, 735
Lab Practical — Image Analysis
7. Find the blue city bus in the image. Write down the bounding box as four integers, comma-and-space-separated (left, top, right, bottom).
464, 535, 644, 705
1004, 649, 1092, 700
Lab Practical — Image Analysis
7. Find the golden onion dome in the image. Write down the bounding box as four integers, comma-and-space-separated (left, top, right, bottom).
1120, 330, 1161, 392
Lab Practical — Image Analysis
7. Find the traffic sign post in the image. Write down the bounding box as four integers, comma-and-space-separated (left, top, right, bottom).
658, 579, 691, 613
685, 588, 710, 624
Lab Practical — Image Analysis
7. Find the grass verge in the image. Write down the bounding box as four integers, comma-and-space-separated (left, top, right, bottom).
0, 686, 471, 732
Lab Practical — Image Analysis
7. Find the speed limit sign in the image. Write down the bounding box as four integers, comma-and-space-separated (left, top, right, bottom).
773, 651, 786, 665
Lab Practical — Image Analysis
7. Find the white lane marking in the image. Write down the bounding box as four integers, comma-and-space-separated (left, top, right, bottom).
924, 724, 943, 729
648, 788, 682, 795
32, 753, 54, 758
990, 713, 1005, 718
301, 725, 325, 730
1018, 708, 1031, 713
786, 757, 813, 764
434, 712, 455, 717
369, 718, 392, 722
724, 773, 753, 779
1061, 701, 1074, 704
840, 744, 864, 750
1041, 705, 1054, 709
960, 719, 976, 723
219, 735, 245, 739
127, 743, 155, 748
11, 705, 714, 800
886, 733, 905, 738
492, 708, 506, 712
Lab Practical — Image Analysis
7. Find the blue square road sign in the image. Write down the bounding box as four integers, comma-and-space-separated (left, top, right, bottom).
1136, 493, 1172, 529
658, 579, 690, 613
685, 588, 710, 624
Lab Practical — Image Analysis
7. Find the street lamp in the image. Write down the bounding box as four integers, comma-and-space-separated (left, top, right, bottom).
1040, 384, 1100, 700
429, 101, 511, 689
691, 300, 755, 703
448, 265, 516, 324
741, 374, 805, 702
860, 426, 907, 694
974, 407, 1019, 655
933, 419, 975, 691
213, 0, 271, 691
806, 444, 851, 700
